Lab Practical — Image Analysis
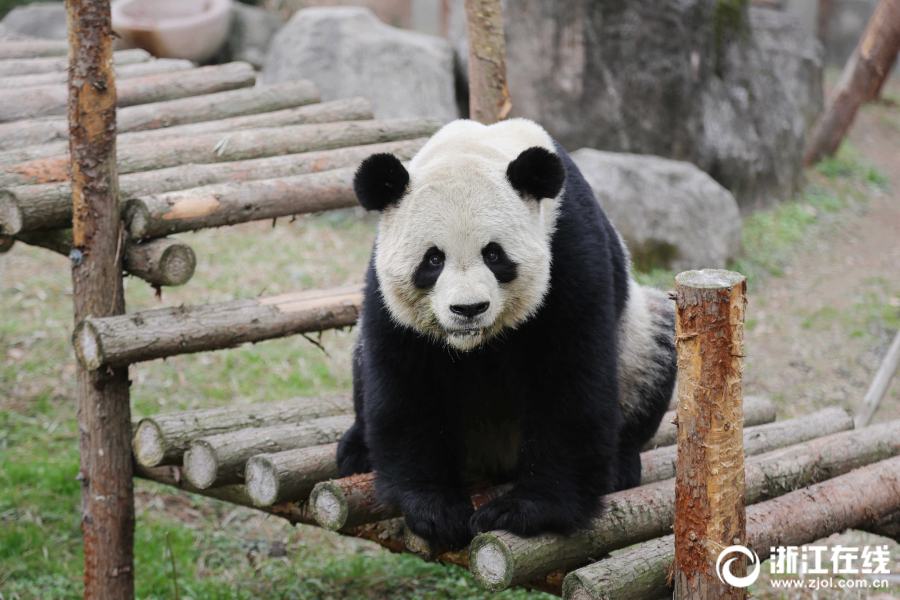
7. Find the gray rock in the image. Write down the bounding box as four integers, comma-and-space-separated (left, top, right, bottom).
261, 7, 458, 122
1, 2, 67, 40
226, 3, 283, 69
750, 7, 824, 131
570, 148, 743, 272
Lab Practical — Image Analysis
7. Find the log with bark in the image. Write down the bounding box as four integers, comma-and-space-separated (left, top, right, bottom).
642, 395, 775, 450
245, 443, 342, 506
0, 79, 320, 151
133, 393, 353, 467
0, 57, 193, 90
856, 328, 900, 427
0, 138, 424, 235
0, 62, 256, 123
562, 454, 900, 600
0, 117, 439, 188
0, 47, 149, 77
803, 0, 900, 166
466, 418, 900, 591
182, 414, 354, 488
0, 97, 375, 166
464, 0, 512, 124
13, 230, 197, 287
73, 284, 364, 370
0, 39, 69, 59
641, 406, 854, 484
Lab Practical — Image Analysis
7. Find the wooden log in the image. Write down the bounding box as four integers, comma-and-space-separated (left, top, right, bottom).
466, 417, 900, 592
310, 473, 397, 530
73, 284, 364, 370
0, 47, 149, 77
856, 328, 900, 427
0, 97, 374, 166
641, 406, 854, 483
245, 443, 341, 506
133, 393, 352, 467
0, 39, 69, 59
13, 230, 197, 287
0, 80, 320, 151
803, 0, 900, 166
0, 138, 424, 234
642, 395, 775, 450
672, 269, 747, 600
182, 415, 354, 489
0, 62, 256, 123
464, 0, 511, 124
67, 3, 134, 598
0, 117, 439, 188
0, 57, 193, 90
562, 454, 900, 600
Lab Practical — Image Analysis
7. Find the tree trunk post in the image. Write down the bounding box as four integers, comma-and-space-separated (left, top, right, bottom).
66, 2, 134, 598
464, 0, 511, 124
673, 270, 747, 600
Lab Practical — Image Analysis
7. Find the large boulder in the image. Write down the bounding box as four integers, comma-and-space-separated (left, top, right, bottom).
570, 148, 743, 272
225, 2, 283, 69
261, 7, 458, 122
1, 2, 67, 40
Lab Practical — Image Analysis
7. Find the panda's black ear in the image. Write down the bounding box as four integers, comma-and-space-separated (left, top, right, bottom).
354, 153, 410, 212
506, 146, 566, 201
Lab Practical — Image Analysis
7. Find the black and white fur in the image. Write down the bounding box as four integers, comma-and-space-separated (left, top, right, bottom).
337, 119, 676, 550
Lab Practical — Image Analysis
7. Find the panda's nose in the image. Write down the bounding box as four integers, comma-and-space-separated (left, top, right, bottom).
450, 302, 490, 319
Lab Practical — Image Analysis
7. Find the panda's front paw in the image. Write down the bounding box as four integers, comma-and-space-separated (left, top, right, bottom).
470, 491, 580, 537
336, 424, 371, 477
402, 490, 475, 551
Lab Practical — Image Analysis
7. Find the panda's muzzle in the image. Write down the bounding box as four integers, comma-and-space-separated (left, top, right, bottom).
449, 302, 489, 319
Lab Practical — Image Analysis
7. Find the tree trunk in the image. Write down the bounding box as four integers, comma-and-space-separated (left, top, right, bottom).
67, 2, 134, 598
0, 79, 321, 151
0, 58, 193, 90
803, 0, 900, 166
245, 443, 342, 506
133, 393, 352, 467
641, 406, 854, 483
0, 117, 439, 188
0, 39, 69, 59
562, 455, 900, 600
643, 396, 775, 451
467, 416, 900, 592
856, 328, 900, 427
183, 415, 354, 488
0, 138, 424, 234
464, 0, 511, 123
73, 284, 364, 370
0, 47, 149, 77
0, 62, 256, 123
672, 269, 747, 600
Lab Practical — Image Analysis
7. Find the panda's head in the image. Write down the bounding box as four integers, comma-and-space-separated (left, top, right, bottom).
354, 119, 566, 351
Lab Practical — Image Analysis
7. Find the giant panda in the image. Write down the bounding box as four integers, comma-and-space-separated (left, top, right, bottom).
337, 118, 677, 550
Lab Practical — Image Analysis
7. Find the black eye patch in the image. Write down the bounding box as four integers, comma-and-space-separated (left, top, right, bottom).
413, 246, 445, 289
482, 242, 518, 284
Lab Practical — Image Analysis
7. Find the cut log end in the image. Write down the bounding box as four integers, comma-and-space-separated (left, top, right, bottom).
245, 456, 279, 506
310, 481, 349, 530
73, 321, 103, 371
124, 200, 150, 239
184, 442, 219, 489
157, 243, 196, 286
0, 191, 23, 235
562, 578, 594, 600
675, 269, 746, 289
133, 420, 165, 467
469, 535, 513, 591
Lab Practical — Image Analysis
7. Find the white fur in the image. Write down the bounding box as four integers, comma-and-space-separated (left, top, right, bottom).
374, 118, 562, 351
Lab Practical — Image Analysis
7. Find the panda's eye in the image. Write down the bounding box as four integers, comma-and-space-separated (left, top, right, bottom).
486, 251, 499, 262
429, 254, 443, 267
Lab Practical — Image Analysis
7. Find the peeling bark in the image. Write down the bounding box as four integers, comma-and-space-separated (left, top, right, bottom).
464, 0, 511, 123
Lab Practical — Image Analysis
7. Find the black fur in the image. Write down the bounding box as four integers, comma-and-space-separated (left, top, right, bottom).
339, 142, 675, 550
353, 153, 409, 212
482, 242, 518, 284
412, 247, 445, 289
506, 146, 567, 200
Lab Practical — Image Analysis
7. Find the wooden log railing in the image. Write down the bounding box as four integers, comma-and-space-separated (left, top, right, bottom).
0, 57, 193, 89
0, 47, 149, 77
0, 39, 70, 59
643, 395, 775, 451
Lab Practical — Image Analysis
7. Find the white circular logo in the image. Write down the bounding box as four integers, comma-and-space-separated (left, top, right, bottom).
716, 545, 761, 588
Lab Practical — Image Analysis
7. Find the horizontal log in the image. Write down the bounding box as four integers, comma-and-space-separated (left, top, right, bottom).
245, 443, 342, 506
12, 230, 197, 287
0, 58, 194, 90
642, 395, 774, 450
0, 117, 438, 188
0, 39, 69, 59
0, 97, 374, 166
0, 62, 256, 123
0, 138, 424, 234
0, 80, 320, 151
467, 417, 900, 591
0, 48, 149, 77
310, 473, 396, 530
133, 393, 352, 467
73, 284, 364, 370
562, 455, 900, 600
183, 415, 354, 489
640, 406, 853, 483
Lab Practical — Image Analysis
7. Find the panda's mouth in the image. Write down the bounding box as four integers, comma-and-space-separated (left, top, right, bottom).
447, 327, 484, 338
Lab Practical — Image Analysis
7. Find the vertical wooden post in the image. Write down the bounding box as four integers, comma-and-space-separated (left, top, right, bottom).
67, 1, 134, 598
673, 270, 747, 600
464, 0, 511, 124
